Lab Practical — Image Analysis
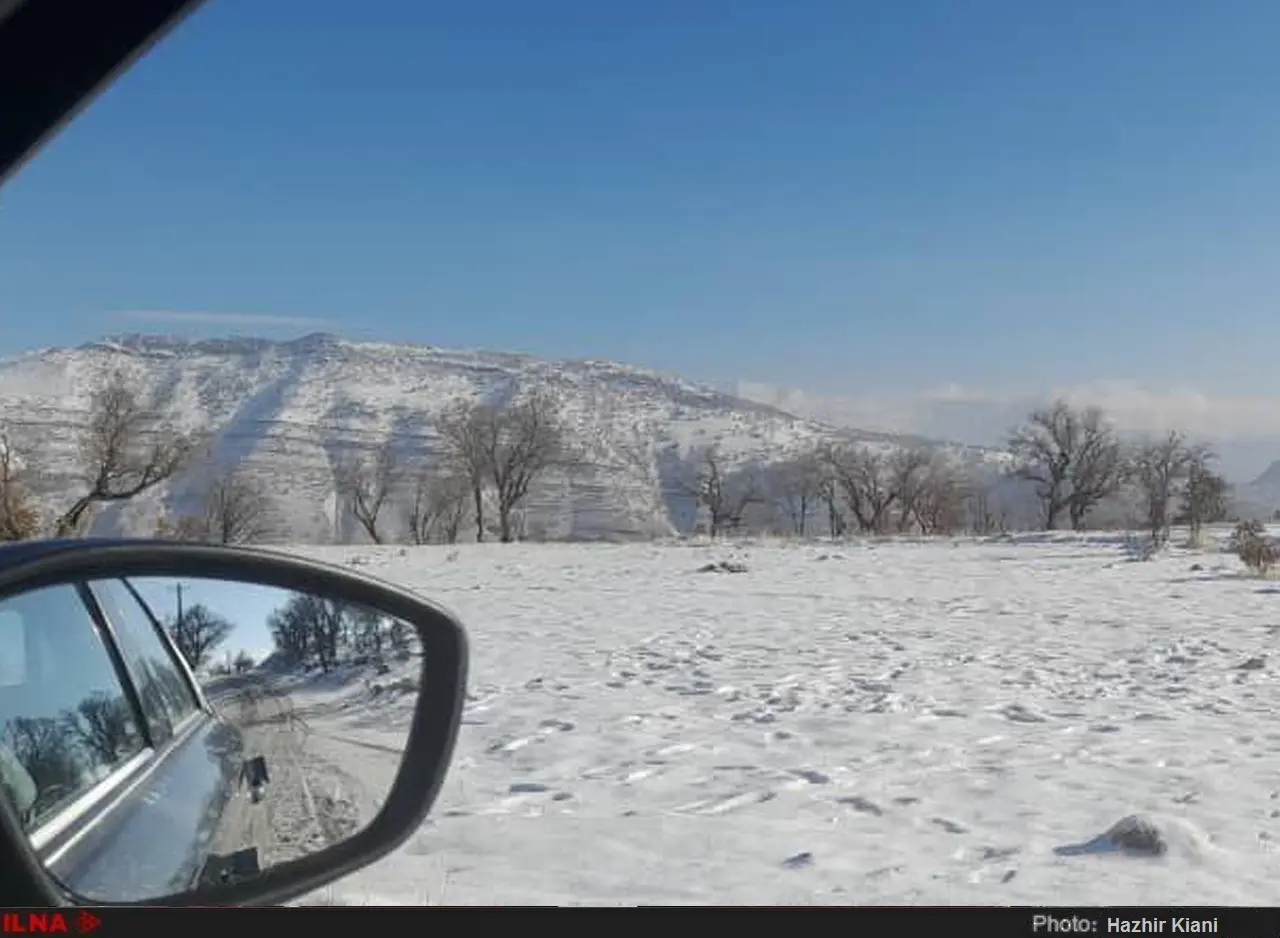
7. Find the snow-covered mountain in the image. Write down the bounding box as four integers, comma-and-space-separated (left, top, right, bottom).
1236, 461, 1280, 518
0, 334, 1009, 543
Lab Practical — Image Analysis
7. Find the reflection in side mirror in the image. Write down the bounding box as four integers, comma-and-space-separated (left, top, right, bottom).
0, 574, 431, 903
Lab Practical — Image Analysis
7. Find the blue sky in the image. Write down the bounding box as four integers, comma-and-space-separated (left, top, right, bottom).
4, 0, 1280, 401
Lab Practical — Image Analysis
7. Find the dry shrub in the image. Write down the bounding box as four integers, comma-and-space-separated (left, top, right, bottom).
1235, 520, 1278, 576
154, 510, 208, 541
0, 493, 39, 542
0, 433, 40, 541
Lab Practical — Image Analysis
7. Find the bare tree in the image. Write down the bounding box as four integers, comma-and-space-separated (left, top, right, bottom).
1007, 400, 1100, 531
55, 370, 197, 536
478, 392, 565, 543
405, 469, 434, 546
965, 482, 1004, 535
773, 449, 824, 535
683, 446, 762, 538
405, 468, 469, 544
337, 439, 402, 544
817, 474, 846, 537
616, 435, 658, 489
201, 470, 273, 544
437, 401, 492, 542
1066, 410, 1126, 530
166, 603, 235, 671
811, 443, 846, 538
0, 430, 39, 541
912, 459, 970, 535
1176, 449, 1230, 544
889, 447, 933, 533
824, 444, 897, 534
1131, 431, 1203, 547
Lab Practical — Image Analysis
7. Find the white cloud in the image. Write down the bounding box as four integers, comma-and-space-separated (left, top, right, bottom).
1048, 381, 1280, 440
116, 310, 332, 328
730, 378, 1280, 482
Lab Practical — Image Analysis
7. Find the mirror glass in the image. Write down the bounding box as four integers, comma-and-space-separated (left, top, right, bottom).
0, 575, 423, 902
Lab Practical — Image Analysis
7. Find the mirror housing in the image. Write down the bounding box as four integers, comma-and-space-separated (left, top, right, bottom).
0, 539, 468, 907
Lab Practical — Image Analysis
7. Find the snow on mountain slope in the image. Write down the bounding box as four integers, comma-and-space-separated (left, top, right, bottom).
0, 333, 1004, 543
0, 334, 1016, 543
1240, 461, 1280, 509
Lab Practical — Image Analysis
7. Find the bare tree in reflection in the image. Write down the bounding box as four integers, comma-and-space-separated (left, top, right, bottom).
3, 716, 83, 821
64, 692, 138, 766
267, 593, 415, 672
155, 665, 196, 716
311, 598, 348, 672
167, 603, 235, 671
268, 594, 349, 672
347, 605, 384, 659
386, 618, 413, 660
267, 600, 310, 666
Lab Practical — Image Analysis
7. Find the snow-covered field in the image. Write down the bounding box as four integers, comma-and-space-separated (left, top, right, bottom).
286, 530, 1280, 905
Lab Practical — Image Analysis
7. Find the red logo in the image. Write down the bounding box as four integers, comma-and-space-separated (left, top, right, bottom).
0, 911, 102, 935
2, 913, 68, 933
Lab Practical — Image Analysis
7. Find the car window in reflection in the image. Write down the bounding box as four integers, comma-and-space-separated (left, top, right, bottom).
87, 580, 201, 743
0, 584, 146, 832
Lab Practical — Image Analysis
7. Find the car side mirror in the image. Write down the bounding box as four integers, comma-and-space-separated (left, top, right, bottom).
0, 540, 468, 907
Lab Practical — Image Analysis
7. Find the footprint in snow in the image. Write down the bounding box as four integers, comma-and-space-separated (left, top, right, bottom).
980, 845, 1020, 860
792, 769, 831, 785
932, 817, 969, 834
836, 795, 883, 816
676, 790, 776, 815
998, 703, 1048, 723
866, 864, 903, 879
539, 719, 576, 732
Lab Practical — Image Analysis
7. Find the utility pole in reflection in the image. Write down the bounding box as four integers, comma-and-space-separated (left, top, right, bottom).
175, 582, 184, 627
